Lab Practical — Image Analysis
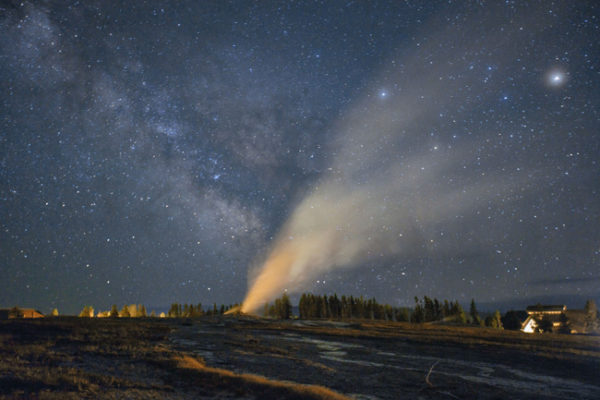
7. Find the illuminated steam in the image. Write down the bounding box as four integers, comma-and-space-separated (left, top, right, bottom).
241, 148, 522, 313
240, 7, 547, 314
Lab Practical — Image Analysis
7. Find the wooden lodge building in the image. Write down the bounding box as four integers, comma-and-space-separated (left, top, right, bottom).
521, 304, 586, 334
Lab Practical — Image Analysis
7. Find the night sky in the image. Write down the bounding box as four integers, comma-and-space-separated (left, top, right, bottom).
1, 1, 599, 315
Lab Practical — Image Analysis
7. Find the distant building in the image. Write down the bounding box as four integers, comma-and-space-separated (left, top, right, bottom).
21, 309, 44, 318
0, 308, 44, 319
521, 305, 566, 333
521, 305, 587, 334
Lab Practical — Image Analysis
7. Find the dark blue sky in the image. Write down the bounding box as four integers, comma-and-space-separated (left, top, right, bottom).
1, 1, 599, 314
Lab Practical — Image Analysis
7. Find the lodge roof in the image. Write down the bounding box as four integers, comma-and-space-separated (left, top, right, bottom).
526, 304, 566, 313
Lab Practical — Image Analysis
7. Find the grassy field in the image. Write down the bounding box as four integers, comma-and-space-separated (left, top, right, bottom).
1, 317, 599, 399
0, 317, 350, 399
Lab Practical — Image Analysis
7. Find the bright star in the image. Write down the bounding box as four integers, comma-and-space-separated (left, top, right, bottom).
379, 90, 388, 99
546, 69, 567, 87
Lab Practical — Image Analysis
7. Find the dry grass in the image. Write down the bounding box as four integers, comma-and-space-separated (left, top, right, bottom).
174, 354, 350, 400
0, 318, 174, 399
0, 318, 348, 399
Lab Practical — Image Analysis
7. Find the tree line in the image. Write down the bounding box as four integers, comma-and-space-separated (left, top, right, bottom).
77, 303, 240, 318
297, 293, 410, 321
262, 293, 503, 329
166, 302, 239, 317
412, 296, 503, 328
72, 296, 598, 334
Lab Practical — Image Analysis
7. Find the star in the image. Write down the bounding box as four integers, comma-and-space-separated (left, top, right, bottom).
546, 69, 567, 87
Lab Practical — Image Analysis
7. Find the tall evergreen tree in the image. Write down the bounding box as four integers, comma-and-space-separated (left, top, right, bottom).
411, 297, 425, 323
79, 305, 94, 317
168, 303, 179, 317
321, 296, 329, 319
442, 300, 451, 318
281, 292, 292, 319
469, 299, 480, 325
501, 310, 524, 330
454, 301, 467, 324
329, 294, 341, 319
584, 299, 599, 333
433, 298, 441, 320
492, 310, 503, 329
110, 304, 119, 318
299, 293, 308, 319
120, 305, 131, 317
423, 296, 434, 322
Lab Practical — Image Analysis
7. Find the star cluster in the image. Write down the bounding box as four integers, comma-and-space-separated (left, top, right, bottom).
1, 1, 599, 313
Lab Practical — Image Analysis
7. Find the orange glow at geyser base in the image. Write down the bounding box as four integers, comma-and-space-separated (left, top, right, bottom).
240, 244, 298, 314
239, 183, 368, 314
240, 229, 337, 314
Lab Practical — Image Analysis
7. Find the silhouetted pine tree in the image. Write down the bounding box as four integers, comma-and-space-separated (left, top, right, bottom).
167, 304, 177, 317
442, 300, 451, 318
584, 299, 599, 333
423, 296, 434, 322
433, 299, 442, 320
411, 297, 425, 323
110, 304, 119, 318
470, 299, 481, 325
119, 305, 130, 318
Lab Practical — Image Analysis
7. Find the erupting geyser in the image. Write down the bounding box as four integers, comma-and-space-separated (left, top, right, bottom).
238, 12, 542, 314
240, 184, 370, 314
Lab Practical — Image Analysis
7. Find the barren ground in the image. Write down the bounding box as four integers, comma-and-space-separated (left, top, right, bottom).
1, 317, 599, 399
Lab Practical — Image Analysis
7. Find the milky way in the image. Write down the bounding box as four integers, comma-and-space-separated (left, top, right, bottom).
1, 1, 599, 314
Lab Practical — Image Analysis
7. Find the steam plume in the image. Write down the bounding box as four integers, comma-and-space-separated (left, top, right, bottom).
240, 7, 547, 314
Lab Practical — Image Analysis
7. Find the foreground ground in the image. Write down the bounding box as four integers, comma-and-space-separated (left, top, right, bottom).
0, 317, 599, 399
